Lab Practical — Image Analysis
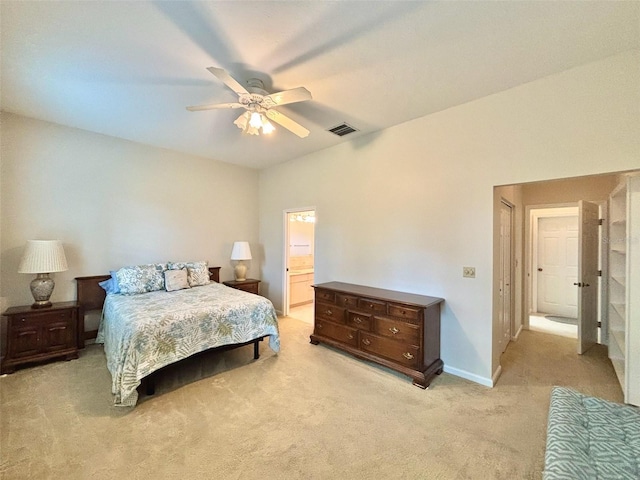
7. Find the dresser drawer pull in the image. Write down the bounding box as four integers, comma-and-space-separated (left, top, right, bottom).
317, 323, 323, 329
362, 338, 371, 346
353, 317, 363, 324
347, 334, 354, 340
402, 352, 414, 360
20, 318, 26, 322
389, 327, 400, 334
325, 309, 333, 316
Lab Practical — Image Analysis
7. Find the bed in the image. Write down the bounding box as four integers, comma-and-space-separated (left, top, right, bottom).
76, 266, 280, 406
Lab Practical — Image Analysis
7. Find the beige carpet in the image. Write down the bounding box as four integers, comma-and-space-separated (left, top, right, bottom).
0, 316, 622, 479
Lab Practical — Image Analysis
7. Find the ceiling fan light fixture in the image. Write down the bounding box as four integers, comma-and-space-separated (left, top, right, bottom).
249, 112, 263, 129
262, 117, 275, 134
234, 111, 249, 130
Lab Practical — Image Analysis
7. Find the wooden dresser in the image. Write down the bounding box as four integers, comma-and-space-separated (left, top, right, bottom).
310, 282, 444, 388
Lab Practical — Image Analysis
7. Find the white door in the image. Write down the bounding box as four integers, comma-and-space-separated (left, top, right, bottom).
499, 201, 513, 352
577, 200, 599, 354
537, 216, 579, 317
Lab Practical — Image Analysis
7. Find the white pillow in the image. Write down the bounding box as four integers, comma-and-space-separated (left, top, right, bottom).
164, 269, 190, 292
167, 261, 210, 287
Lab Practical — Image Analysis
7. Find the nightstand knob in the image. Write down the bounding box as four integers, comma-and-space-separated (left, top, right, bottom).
325, 309, 332, 316
20, 318, 26, 322
347, 334, 354, 340
354, 317, 362, 324
389, 327, 399, 334
362, 338, 371, 346
403, 352, 414, 360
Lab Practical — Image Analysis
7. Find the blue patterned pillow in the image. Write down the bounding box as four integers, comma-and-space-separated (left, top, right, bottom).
167, 261, 209, 287
116, 263, 166, 295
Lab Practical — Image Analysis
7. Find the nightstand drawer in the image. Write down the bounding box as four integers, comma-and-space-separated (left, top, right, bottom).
223, 279, 261, 295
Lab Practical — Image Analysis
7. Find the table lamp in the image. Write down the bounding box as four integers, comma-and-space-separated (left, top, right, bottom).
18, 240, 68, 308
230, 241, 252, 281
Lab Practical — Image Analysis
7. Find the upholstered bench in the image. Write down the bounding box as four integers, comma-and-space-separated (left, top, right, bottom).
544, 387, 640, 480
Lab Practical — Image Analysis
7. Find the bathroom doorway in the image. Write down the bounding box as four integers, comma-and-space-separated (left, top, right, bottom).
283, 208, 315, 323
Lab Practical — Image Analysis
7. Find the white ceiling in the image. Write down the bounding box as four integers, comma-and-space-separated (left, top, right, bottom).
2, 1, 639, 169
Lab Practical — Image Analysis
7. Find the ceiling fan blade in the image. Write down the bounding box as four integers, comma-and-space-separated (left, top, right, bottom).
265, 109, 310, 138
186, 102, 244, 112
264, 87, 312, 107
206, 67, 249, 96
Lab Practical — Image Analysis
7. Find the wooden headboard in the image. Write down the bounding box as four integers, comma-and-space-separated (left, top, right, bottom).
75, 266, 221, 346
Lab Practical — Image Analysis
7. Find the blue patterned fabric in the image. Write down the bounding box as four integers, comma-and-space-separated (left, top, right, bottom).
115, 263, 166, 295
544, 387, 640, 480
96, 282, 280, 406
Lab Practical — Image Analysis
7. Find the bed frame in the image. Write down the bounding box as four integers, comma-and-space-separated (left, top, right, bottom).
75, 266, 265, 396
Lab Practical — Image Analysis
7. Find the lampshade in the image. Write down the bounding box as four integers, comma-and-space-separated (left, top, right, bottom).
233, 111, 274, 136
230, 241, 252, 261
18, 240, 68, 274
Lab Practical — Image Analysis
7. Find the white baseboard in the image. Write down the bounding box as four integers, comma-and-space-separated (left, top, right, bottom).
491, 365, 503, 386
443, 365, 494, 387
512, 324, 523, 341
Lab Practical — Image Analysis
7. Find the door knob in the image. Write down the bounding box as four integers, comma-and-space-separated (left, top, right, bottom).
538, 268, 543, 272
573, 282, 583, 287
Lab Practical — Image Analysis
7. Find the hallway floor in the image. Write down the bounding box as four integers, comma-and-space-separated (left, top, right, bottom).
529, 313, 577, 339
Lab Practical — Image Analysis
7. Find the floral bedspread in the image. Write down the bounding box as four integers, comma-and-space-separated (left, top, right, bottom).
96, 282, 280, 406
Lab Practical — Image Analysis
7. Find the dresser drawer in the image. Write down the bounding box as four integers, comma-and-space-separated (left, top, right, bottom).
375, 316, 420, 343
347, 311, 371, 331
315, 303, 345, 324
336, 294, 358, 308
360, 332, 420, 368
315, 289, 336, 304
357, 298, 386, 313
387, 303, 421, 321
315, 320, 358, 347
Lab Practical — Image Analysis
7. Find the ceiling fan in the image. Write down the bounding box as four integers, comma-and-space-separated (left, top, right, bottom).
187, 67, 312, 138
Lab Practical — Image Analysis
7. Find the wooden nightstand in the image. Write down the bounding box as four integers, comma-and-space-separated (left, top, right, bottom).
1, 302, 79, 374
223, 279, 261, 295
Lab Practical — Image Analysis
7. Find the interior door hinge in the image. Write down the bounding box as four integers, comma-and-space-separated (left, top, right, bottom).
597, 270, 602, 277
598, 218, 604, 226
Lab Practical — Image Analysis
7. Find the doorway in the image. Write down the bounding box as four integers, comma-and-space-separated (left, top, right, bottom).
283, 208, 316, 323
530, 207, 579, 338
498, 200, 514, 353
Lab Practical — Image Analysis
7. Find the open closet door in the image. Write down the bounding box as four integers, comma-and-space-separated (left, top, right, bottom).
577, 200, 599, 354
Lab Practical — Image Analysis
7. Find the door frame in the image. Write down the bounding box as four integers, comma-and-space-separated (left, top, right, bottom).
533, 207, 580, 317
525, 203, 578, 329
282, 206, 316, 317
499, 199, 514, 352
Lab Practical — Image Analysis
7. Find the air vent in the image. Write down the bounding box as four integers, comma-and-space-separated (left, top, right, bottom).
327, 122, 358, 137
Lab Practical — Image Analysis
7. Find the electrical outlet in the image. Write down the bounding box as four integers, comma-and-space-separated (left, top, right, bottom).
463, 267, 476, 278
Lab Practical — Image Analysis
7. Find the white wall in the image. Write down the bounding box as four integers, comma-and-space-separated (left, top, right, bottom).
259, 50, 640, 386
1, 113, 260, 330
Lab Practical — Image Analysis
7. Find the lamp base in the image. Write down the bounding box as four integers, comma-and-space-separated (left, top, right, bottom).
30, 273, 54, 309
234, 263, 247, 281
